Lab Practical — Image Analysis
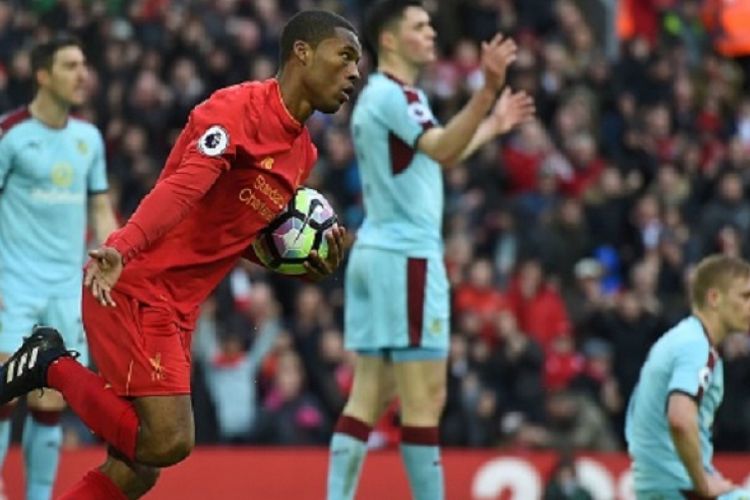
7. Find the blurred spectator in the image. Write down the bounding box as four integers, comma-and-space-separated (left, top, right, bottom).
597, 289, 662, 405
715, 332, 750, 451
570, 339, 624, 439
540, 390, 619, 451
454, 259, 508, 346
543, 334, 584, 392
482, 310, 545, 423
507, 259, 571, 350
194, 283, 282, 444
535, 197, 592, 288
254, 350, 330, 445
543, 454, 594, 500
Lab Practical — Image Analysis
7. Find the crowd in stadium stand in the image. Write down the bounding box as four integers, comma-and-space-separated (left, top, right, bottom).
2, 0, 750, 453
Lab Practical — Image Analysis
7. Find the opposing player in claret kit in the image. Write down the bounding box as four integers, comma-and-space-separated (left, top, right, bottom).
0, 35, 118, 500
0, 10, 361, 499
626, 255, 750, 500
326, 1, 535, 500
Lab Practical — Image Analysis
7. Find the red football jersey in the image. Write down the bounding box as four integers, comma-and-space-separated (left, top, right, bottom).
107, 79, 317, 328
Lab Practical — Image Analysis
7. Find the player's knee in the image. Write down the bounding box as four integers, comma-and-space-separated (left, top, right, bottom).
27, 389, 66, 411
433, 384, 447, 413
139, 428, 194, 466
401, 386, 446, 424
155, 431, 193, 466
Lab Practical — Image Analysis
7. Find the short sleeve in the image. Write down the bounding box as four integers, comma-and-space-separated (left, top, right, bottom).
668, 337, 714, 401
180, 94, 240, 171
0, 135, 13, 191
87, 130, 109, 194
372, 83, 438, 148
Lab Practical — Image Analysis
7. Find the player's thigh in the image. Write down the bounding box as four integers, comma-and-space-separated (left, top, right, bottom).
44, 293, 88, 366
83, 289, 192, 398
343, 353, 395, 425
0, 291, 41, 357
344, 247, 384, 346
393, 354, 448, 426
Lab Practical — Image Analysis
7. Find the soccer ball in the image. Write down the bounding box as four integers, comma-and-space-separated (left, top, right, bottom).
252, 187, 338, 275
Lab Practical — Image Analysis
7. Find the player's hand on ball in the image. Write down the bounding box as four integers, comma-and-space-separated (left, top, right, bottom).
491, 87, 535, 135
480, 34, 517, 92
303, 225, 346, 282
84, 247, 123, 307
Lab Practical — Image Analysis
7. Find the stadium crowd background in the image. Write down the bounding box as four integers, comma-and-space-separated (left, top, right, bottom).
1, 0, 750, 455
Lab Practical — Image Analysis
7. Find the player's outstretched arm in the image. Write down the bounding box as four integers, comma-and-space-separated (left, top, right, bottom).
107, 161, 225, 264
667, 393, 736, 496
416, 34, 518, 166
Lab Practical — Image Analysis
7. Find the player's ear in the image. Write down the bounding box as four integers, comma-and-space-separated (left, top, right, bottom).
293, 40, 312, 66
707, 288, 721, 308
35, 68, 51, 88
380, 30, 397, 53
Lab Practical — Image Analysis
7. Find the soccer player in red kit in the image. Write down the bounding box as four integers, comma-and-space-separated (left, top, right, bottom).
0, 10, 361, 499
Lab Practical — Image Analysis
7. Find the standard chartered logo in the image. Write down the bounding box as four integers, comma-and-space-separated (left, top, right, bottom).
30, 188, 84, 204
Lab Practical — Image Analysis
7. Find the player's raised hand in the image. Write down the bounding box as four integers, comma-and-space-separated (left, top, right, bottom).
480, 34, 517, 92
489, 87, 535, 135
303, 225, 347, 282
84, 246, 123, 307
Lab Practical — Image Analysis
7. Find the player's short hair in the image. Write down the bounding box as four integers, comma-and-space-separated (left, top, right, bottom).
690, 254, 750, 309
31, 33, 83, 78
279, 10, 357, 63
363, 0, 423, 57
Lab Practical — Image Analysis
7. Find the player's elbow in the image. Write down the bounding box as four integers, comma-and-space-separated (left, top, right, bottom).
422, 146, 453, 166
439, 153, 462, 169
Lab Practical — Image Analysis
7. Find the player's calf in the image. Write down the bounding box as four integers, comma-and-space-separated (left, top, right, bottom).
102, 448, 161, 498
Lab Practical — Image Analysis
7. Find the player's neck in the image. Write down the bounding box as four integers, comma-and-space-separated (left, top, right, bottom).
276, 72, 313, 124
378, 55, 420, 86
693, 311, 724, 346
29, 91, 70, 129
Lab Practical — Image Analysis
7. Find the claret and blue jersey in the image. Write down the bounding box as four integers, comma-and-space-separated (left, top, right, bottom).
626, 316, 724, 493
351, 72, 443, 258
345, 72, 450, 354
0, 108, 108, 296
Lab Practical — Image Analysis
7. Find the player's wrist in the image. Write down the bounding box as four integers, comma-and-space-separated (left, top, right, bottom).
105, 240, 128, 266
476, 85, 497, 101
693, 472, 710, 494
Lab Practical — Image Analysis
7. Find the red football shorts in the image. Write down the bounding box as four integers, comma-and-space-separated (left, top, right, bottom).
82, 288, 192, 397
